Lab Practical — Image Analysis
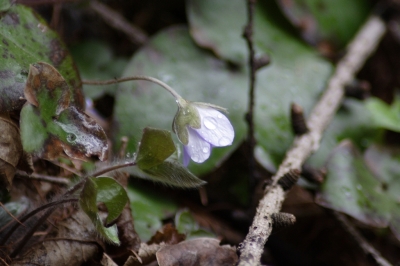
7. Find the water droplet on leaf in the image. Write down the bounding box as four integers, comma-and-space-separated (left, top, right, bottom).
67, 133, 76, 143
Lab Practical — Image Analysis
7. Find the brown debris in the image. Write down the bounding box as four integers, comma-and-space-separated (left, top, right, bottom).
156, 238, 238, 266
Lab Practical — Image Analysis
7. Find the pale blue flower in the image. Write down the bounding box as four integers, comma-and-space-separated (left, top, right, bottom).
173, 102, 234, 166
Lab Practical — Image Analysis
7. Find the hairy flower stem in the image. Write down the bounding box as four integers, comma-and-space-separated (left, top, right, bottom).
8, 160, 136, 257
83, 76, 183, 101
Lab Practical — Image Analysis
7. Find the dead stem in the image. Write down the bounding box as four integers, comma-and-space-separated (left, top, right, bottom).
237, 15, 387, 266
89, 0, 148, 46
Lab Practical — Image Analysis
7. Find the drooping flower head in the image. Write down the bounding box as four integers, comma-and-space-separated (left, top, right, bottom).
173, 98, 234, 166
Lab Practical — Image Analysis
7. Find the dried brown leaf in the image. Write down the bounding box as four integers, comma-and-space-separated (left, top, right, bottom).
24, 62, 70, 114
12, 210, 102, 265
148, 224, 185, 245
0, 113, 27, 190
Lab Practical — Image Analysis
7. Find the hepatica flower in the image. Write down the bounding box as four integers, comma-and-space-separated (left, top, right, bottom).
173, 98, 234, 166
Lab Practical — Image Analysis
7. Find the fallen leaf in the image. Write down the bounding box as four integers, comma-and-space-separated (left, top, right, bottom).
11, 210, 101, 265
156, 237, 238, 266
0, 113, 32, 190
20, 62, 108, 161
148, 224, 186, 245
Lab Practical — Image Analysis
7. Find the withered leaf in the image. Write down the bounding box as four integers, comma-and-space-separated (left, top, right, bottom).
156, 237, 238, 266
24, 62, 70, 115
0, 113, 32, 190
12, 210, 101, 265
20, 62, 108, 161
148, 223, 186, 245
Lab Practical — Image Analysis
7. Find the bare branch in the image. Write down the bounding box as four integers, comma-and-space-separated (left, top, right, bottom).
237, 15, 387, 266
89, 0, 148, 46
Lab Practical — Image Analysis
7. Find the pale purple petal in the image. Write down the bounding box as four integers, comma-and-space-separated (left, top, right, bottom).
183, 146, 190, 167
194, 106, 234, 147
185, 127, 211, 164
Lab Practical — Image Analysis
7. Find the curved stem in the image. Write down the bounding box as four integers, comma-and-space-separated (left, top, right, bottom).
82, 76, 182, 100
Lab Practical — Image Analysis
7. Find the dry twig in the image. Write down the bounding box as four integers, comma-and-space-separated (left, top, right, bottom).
237, 15, 387, 266
89, 0, 148, 46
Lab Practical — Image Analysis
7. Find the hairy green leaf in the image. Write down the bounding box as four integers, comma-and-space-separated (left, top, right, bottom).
94, 176, 129, 225
79, 177, 125, 245
136, 127, 176, 170
141, 160, 206, 188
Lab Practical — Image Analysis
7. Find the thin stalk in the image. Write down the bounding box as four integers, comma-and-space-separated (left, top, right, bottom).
83, 76, 182, 101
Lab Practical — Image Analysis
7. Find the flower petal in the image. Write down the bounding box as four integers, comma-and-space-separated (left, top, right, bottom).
194, 106, 234, 147
183, 146, 190, 167
185, 127, 211, 163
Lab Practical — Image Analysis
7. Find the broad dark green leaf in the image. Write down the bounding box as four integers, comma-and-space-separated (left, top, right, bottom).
364, 145, 400, 240
79, 177, 121, 245
276, 0, 371, 48
0, 1, 84, 113
114, 22, 331, 175
127, 186, 178, 241
316, 140, 391, 227
136, 127, 176, 170
94, 176, 129, 225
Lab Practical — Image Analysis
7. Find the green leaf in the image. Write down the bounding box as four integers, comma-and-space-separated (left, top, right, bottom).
141, 160, 206, 188
0, 2, 84, 113
174, 209, 214, 239
136, 127, 176, 170
20, 63, 108, 161
79, 177, 128, 245
366, 97, 400, 132
276, 0, 371, 48
0, 0, 11, 12
127, 185, 178, 241
316, 140, 391, 227
114, 23, 331, 175
364, 145, 400, 241
70, 40, 128, 99
94, 176, 129, 225
307, 99, 381, 167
